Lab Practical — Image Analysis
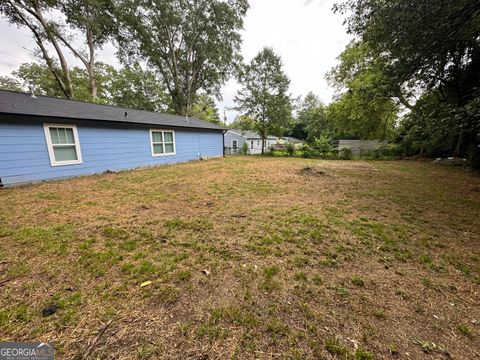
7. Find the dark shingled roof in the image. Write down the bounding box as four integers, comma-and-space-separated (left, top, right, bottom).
0, 90, 225, 131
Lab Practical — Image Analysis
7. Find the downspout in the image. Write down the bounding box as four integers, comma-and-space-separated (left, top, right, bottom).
222, 129, 227, 157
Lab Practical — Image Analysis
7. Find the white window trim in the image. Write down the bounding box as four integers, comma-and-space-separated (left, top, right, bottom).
150, 129, 176, 157
43, 123, 83, 167
231, 139, 238, 149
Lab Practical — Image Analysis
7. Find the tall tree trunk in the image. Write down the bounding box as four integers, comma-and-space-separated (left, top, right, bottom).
454, 133, 463, 157
9, 1, 74, 98
86, 29, 97, 102
33, 4, 74, 98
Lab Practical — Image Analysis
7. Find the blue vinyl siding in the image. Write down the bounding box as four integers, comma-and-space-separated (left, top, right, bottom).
0, 117, 223, 185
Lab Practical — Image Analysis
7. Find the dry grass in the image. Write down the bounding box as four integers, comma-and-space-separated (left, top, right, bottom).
1, 156, 479, 359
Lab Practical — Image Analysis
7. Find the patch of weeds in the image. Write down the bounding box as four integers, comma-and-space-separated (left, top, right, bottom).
154, 285, 181, 304
136, 260, 159, 277
118, 239, 137, 252
79, 238, 95, 251
319, 258, 337, 267
174, 269, 192, 282
7, 263, 30, 278
420, 277, 436, 289
372, 308, 386, 319
261, 233, 286, 246
133, 252, 146, 260
354, 348, 374, 360
419, 254, 444, 272
164, 218, 213, 232
79, 248, 122, 277
197, 322, 230, 340
58, 308, 79, 327
121, 262, 135, 274
458, 323, 472, 336
14, 225, 74, 255
136, 343, 164, 358
388, 343, 399, 355
325, 337, 349, 357
294, 271, 308, 282
395, 288, 409, 300
265, 319, 290, 340
103, 226, 127, 239
15, 304, 34, 323
362, 324, 377, 342
210, 306, 258, 328
334, 284, 348, 297
351, 276, 365, 287
293, 256, 310, 268
320, 251, 338, 267
312, 275, 323, 285
293, 283, 315, 300
413, 339, 449, 355
198, 305, 257, 341
260, 266, 281, 292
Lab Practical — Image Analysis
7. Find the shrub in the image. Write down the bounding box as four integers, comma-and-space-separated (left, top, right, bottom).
300, 145, 315, 158
285, 142, 295, 156
241, 142, 249, 155
339, 148, 353, 160
312, 134, 333, 158
264, 145, 275, 156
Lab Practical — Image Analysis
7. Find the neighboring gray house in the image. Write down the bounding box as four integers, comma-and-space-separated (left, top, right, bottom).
224, 129, 277, 154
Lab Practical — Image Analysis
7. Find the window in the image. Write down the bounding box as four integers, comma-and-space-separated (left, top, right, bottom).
232, 139, 238, 149
250, 140, 254, 149
150, 129, 176, 156
257, 140, 260, 146
43, 124, 82, 166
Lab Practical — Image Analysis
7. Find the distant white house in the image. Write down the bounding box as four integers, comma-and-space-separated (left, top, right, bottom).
224, 129, 277, 154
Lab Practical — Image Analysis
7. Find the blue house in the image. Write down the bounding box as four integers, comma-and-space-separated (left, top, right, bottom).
0, 90, 225, 186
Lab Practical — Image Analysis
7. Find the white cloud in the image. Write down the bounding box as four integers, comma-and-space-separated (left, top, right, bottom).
0, 0, 351, 122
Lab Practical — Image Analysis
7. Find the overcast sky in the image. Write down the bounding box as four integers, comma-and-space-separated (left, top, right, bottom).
0, 0, 352, 123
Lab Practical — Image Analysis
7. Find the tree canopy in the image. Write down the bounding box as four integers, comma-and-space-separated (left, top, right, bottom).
234, 48, 292, 153
115, 0, 248, 116
1, 0, 115, 101
0, 62, 170, 111
332, 0, 480, 165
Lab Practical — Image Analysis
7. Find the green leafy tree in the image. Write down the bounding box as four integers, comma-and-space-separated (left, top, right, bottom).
0, 62, 171, 111
1, 0, 75, 98
1, 0, 115, 101
105, 63, 170, 112
326, 42, 398, 140
58, 0, 116, 101
325, 91, 396, 140
334, 0, 480, 163
115, 0, 248, 116
295, 92, 328, 142
190, 94, 222, 125
0, 76, 23, 92
234, 47, 292, 154
3, 62, 96, 101
229, 115, 256, 131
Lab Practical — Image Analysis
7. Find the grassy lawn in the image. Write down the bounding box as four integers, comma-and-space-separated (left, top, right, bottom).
1, 156, 480, 359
